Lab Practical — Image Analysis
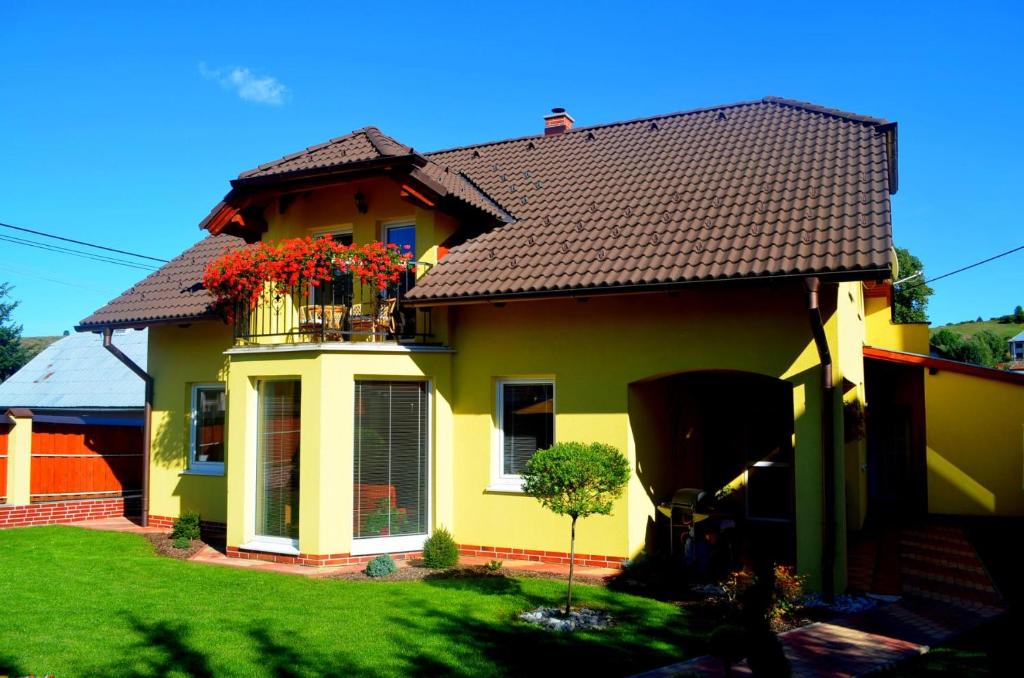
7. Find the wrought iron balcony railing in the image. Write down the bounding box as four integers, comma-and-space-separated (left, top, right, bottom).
232, 265, 431, 344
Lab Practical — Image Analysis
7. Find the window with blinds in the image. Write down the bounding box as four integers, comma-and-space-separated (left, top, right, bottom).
353, 381, 428, 540
191, 384, 225, 469
498, 381, 554, 477
256, 380, 301, 540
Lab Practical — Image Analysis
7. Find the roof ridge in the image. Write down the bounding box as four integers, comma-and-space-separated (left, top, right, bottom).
761, 96, 890, 126
423, 96, 891, 157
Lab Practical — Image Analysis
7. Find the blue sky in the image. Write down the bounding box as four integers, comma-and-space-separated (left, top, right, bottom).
1, 1, 1021, 335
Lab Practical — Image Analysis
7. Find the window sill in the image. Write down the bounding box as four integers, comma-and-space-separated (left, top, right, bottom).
239, 539, 299, 556
180, 468, 225, 477
485, 482, 526, 495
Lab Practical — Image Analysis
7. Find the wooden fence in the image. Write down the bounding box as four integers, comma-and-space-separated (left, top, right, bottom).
0, 420, 142, 504
29, 422, 143, 501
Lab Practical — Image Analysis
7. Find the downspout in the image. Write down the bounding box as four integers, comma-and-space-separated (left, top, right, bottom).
804, 277, 836, 601
103, 327, 152, 528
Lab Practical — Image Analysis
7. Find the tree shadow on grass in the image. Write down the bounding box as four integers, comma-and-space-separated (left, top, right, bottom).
402, 575, 706, 676
0, 653, 25, 677
111, 613, 215, 677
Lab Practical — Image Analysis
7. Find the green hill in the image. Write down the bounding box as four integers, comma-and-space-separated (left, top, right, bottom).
929, 320, 1024, 342
19, 335, 63, 360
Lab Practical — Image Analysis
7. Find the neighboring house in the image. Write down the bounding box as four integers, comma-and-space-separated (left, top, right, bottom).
0, 329, 146, 507
76, 97, 950, 594
1009, 331, 1024, 361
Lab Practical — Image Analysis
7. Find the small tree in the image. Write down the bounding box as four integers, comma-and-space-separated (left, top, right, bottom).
0, 282, 28, 382
893, 247, 933, 323
521, 442, 630, 614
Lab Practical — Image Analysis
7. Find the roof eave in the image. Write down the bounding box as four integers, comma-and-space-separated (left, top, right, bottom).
404, 266, 893, 307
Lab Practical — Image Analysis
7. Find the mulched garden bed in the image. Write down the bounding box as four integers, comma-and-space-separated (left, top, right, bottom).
329, 563, 611, 585
144, 533, 207, 561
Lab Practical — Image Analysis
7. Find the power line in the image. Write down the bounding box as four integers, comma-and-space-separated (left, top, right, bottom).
899, 244, 1024, 290
0, 220, 169, 263
0, 260, 119, 294
0, 234, 159, 272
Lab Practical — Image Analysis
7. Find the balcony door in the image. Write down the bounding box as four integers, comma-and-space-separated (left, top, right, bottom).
352, 380, 430, 554
253, 379, 302, 551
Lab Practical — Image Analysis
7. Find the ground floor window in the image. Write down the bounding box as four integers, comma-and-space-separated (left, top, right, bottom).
256, 380, 301, 540
353, 380, 429, 542
190, 384, 225, 473
495, 380, 554, 486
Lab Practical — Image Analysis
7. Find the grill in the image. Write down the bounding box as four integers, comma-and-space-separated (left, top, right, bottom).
658, 488, 709, 555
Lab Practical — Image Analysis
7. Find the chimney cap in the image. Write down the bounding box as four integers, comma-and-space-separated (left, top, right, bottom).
544, 107, 574, 122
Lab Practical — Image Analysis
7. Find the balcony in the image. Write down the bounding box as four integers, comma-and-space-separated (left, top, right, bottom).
231, 266, 432, 345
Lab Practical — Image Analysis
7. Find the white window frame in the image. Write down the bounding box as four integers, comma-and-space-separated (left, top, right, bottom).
188, 383, 226, 476
489, 378, 556, 493
350, 378, 433, 556
241, 378, 302, 556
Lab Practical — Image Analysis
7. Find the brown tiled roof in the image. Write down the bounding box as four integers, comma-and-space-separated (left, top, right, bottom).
82, 96, 897, 327
405, 96, 896, 302
236, 127, 414, 183
214, 127, 513, 226
77, 234, 245, 330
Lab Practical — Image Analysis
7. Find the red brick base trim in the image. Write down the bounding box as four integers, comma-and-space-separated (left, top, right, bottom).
458, 544, 626, 569
225, 545, 423, 568
0, 497, 135, 528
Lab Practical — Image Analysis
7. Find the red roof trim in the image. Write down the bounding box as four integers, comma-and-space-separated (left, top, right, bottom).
864, 346, 1024, 386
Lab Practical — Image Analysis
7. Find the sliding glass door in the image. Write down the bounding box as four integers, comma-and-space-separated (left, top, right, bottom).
353, 380, 429, 552
256, 380, 302, 541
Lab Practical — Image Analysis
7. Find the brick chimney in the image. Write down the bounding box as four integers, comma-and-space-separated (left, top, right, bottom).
544, 107, 574, 135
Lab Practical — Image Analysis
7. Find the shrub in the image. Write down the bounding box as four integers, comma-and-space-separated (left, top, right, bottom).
172, 535, 192, 550
364, 554, 397, 578
485, 560, 503, 572
521, 441, 630, 613
171, 510, 201, 542
421, 526, 459, 569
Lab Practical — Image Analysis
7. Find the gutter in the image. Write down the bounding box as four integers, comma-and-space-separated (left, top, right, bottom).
102, 327, 153, 528
804, 277, 836, 600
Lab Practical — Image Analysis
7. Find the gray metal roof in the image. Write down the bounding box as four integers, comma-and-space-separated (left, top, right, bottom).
0, 329, 147, 410
1009, 331, 1024, 343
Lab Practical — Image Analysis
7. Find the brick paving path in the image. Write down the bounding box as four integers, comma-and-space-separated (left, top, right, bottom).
69, 517, 620, 579
637, 523, 1006, 677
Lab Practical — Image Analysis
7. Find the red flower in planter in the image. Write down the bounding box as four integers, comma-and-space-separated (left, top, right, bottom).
203, 236, 414, 314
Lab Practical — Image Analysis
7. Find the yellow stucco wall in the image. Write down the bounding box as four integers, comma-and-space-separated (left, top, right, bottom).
838, 282, 869, 530
924, 369, 1024, 516
148, 322, 232, 522
864, 295, 929, 354
224, 347, 454, 556
448, 283, 849, 590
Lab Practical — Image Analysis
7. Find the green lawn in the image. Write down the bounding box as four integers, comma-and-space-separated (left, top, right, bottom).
0, 527, 701, 677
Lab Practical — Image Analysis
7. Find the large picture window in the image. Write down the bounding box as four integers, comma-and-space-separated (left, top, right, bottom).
353, 381, 429, 552
255, 380, 301, 541
494, 380, 554, 488
190, 384, 225, 474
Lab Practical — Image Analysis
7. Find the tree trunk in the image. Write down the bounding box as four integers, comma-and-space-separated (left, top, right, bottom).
566, 515, 577, 615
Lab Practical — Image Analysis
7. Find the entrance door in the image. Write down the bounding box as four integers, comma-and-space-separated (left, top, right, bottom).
352, 380, 430, 554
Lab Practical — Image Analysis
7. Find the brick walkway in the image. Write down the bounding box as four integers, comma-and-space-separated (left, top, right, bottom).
69, 517, 620, 580
636, 523, 1006, 677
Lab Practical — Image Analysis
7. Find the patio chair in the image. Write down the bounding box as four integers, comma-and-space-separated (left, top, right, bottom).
299, 304, 346, 341
347, 298, 398, 341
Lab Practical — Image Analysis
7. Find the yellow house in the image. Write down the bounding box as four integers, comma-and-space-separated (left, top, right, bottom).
78, 97, 913, 594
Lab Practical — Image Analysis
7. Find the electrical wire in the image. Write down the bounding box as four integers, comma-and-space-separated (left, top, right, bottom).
899, 244, 1024, 290
0, 234, 159, 272
0, 220, 168, 262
